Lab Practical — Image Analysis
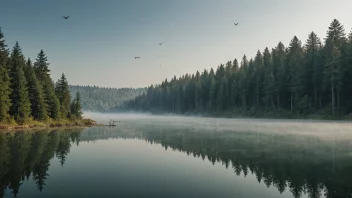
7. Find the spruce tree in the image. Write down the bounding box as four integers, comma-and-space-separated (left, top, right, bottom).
25, 59, 48, 120
262, 48, 276, 109
287, 36, 305, 112
323, 39, 342, 116
326, 19, 346, 48
0, 27, 9, 68
0, 67, 11, 121
0, 28, 11, 121
74, 92, 82, 119
34, 50, 60, 119
9, 42, 31, 122
304, 32, 322, 109
55, 74, 71, 118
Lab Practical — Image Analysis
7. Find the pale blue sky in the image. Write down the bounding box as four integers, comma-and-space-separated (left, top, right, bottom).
0, 0, 351, 88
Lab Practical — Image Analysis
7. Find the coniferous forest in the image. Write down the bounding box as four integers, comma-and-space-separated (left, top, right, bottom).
0, 28, 82, 126
122, 19, 352, 119
69, 85, 145, 112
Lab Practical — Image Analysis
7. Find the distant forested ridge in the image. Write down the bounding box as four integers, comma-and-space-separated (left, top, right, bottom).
69, 85, 145, 112
121, 19, 352, 119
0, 27, 82, 125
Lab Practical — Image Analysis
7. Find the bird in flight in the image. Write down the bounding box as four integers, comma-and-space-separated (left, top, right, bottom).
135, 57, 140, 59
234, 22, 239, 26
159, 42, 163, 46
63, 16, 70, 20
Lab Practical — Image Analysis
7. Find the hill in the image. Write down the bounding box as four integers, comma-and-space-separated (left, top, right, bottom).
69, 85, 145, 112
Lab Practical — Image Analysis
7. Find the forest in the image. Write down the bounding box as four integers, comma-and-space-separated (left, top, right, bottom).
0, 28, 82, 126
69, 85, 145, 112
121, 19, 352, 119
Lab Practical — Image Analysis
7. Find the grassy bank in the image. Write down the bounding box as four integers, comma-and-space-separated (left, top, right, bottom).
0, 118, 100, 130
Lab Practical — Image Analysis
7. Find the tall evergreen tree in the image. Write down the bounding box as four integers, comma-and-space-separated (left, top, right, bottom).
304, 32, 322, 109
34, 50, 60, 119
0, 67, 11, 121
0, 27, 9, 68
71, 92, 82, 119
0, 28, 11, 121
326, 19, 346, 48
9, 42, 31, 122
287, 36, 305, 112
55, 74, 71, 118
323, 39, 342, 116
24, 59, 48, 120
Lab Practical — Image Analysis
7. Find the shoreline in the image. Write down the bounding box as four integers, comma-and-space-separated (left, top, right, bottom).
0, 118, 103, 131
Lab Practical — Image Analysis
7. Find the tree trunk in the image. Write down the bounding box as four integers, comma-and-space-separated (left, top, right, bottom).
337, 90, 340, 110
314, 88, 317, 110
290, 92, 293, 112
331, 78, 335, 116
277, 96, 280, 110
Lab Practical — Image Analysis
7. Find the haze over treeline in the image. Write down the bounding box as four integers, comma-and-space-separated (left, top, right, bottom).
121, 19, 352, 118
69, 85, 145, 112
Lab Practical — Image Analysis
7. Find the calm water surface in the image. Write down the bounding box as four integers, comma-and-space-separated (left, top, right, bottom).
1, 114, 352, 198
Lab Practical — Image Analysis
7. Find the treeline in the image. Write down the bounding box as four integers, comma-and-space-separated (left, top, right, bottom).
0, 28, 82, 125
69, 85, 145, 112
122, 19, 352, 118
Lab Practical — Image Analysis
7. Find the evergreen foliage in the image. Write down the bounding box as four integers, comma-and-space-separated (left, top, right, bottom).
70, 92, 83, 119
69, 85, 146, 112
122, 19, 352, 118
9, 43, 31, 123
34, 50, 60, 119
24, 59, 48, 121
55, 74, 71, 118
0, 28, 83, 124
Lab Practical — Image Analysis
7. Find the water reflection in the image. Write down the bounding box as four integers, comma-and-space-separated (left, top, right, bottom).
1, 124, 352, 198
81, 126, 352, 198
0, 129, 82, 197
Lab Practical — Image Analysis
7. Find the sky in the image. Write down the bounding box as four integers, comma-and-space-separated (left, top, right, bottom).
0, 0, 351, 88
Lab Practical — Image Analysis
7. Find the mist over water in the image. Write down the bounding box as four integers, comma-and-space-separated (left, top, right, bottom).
1, 113, 352, 198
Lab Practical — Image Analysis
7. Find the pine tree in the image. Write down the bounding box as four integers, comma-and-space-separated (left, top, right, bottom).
326, 19, 346, 48
55, 74, 71, 118
34, 50, 60, 119
9, 42, 31, 122
0, 28, 11, 121
0, 27, 9, 68
207, 76, 216, 112
262, 48, 276, 109
305, 32, 322, 109
24, 59, 48, 120
0, 67, 11, 121
323, 39, 342, 116
74, 92, 82, 119
287, 36, 305, 112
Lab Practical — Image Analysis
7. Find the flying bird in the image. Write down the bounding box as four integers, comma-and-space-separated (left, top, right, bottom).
135, 57, 140, 59
63, 16, 70, 19
234, 22, 239, 26
159, 42, 163, 46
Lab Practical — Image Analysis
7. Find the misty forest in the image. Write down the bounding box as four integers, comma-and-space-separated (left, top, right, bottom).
69, 85, 145, 112
122, 19, 352, 119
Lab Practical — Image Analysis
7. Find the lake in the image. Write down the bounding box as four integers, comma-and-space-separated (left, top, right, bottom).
1, 113, 352, 198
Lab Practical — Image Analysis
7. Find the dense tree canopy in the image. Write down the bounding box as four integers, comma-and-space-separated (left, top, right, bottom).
122, 19, 352, 118
69, 85, 145, 112
0, 28, 83, 124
